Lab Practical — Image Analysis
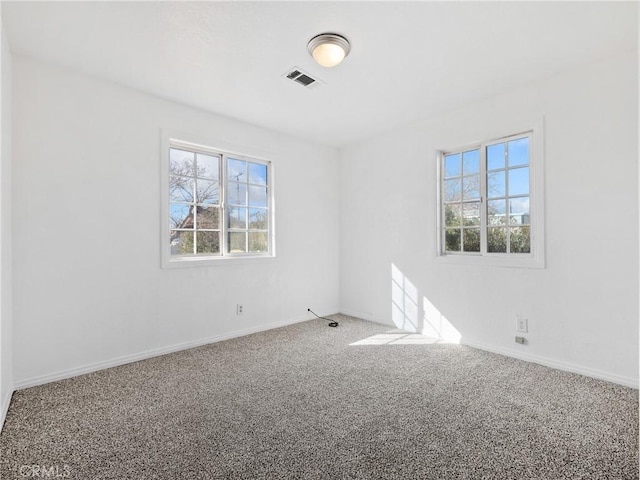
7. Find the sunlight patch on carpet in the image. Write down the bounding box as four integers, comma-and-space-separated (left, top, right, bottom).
349, 330, 442, 346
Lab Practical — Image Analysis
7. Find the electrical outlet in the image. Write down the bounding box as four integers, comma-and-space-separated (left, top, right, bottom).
236, 304, 244, 315
516, 316, 528, 333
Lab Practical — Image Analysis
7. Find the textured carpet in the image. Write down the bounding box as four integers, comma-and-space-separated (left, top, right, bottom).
1, 315, 638, 479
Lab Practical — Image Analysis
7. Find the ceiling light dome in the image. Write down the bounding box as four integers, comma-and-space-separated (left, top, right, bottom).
307, 33, 351, 68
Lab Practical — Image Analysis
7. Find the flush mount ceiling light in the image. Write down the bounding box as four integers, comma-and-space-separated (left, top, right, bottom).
307, 33, 351, 68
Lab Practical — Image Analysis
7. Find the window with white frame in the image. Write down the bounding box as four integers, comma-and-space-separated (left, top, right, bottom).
164, 139, 272, 265
439, 130, 544, 267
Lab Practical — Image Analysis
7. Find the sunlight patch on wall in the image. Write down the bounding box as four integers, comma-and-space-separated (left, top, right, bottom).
386, 263, 461, 344
423, 296, 461, 344
391, 264, 419, 332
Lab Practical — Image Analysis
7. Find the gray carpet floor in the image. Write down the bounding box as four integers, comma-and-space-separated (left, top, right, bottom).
0, 315, 638, 479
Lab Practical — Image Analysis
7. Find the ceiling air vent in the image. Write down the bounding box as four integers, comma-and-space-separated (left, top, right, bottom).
283, 67, 324, 89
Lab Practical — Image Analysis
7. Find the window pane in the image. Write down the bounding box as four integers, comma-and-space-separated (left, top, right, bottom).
196, 231, 220, 255
169, 176, 194, 203
509, 197, 530, 225
510, 226, 530, 253
508, 167, 529, 196
168, 144, 272, 261
445, 229, 461, 252
487, 143, 505, 171
197, 206, 219, 229
227, 158, 247, 181
227, 182, 247, 205
249, 162, 267, 185
440, 132, 535, 260
228, 232, 247, 253
462, 175, 480, 200
248, 232, 268, 253
487, 227, 507, 253
249, 185, 267, 207
487, 199, 506, 225
169, 148, 195, 176
196, 153, 219, 180
462, 149, 480, 175
508, 138, 529, 167
463, 228, 480, 252
462, 202, 480, 226
170, 230, 194, 256
196, 179, 219, 205
228, 207, 247, 229
444, 154, 461, 178
249, 208, 267, 229
444, 179, 462, 202
444, 204, 461, 227
487, 171, 505, 198
170, 204, 193, 229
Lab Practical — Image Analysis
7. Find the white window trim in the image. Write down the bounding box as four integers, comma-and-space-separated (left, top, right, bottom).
161, 130, 276, 269
435, 119, 545, 269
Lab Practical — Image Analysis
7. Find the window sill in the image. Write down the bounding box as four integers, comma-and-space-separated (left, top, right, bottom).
162, 254, 277, 269
434, 252, 544, 269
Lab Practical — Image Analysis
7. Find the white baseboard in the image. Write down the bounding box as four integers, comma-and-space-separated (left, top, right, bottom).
462, 340, 638, 389
13, 310, 636, 393
0, 388, 12, 433
338, 309, 391, 326
341, 312, 638, 389
14, 312, 333, 391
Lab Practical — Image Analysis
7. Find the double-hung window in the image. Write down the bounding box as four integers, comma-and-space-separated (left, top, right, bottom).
163, 137, 273, 266
438, 130, 544, 267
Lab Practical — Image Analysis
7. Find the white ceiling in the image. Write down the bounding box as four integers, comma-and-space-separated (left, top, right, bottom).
2, 1, 638, 148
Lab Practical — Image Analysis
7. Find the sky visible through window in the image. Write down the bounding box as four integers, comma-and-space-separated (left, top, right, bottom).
444, 139, 529, 197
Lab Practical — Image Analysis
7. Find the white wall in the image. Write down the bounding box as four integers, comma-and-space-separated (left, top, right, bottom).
339, 51, 639, 387
7, 48, 638, 393
0, 11, 13, 426
12, 55, 340, 386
